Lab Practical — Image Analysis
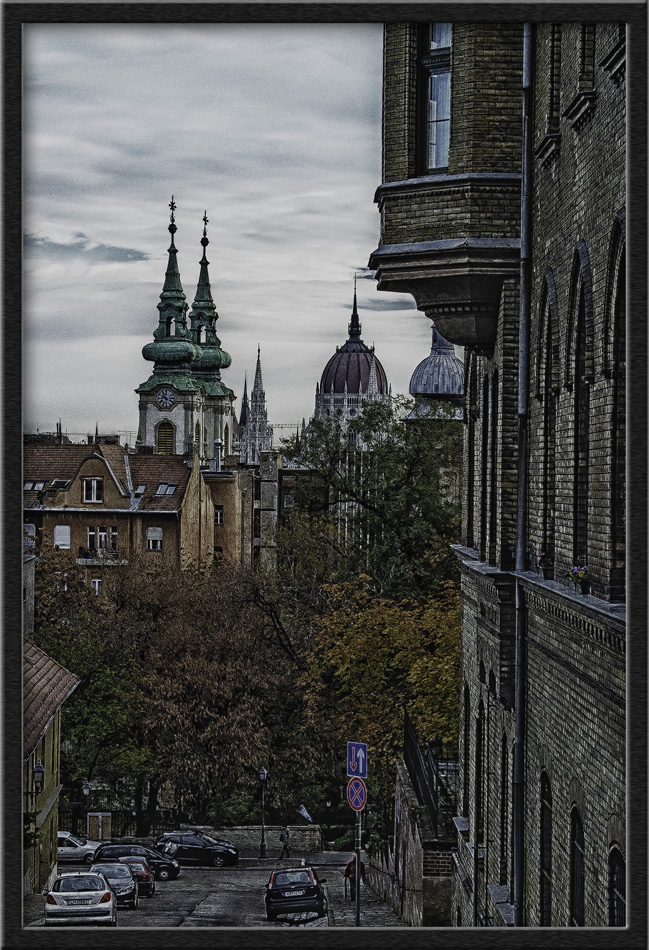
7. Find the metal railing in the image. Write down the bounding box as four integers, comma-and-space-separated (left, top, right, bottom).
403, 712, 458, 840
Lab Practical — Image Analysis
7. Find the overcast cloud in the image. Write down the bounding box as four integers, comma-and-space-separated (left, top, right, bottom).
23, 23, 439, 442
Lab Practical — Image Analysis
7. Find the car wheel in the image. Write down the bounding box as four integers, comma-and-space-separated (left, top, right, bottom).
266, 910, 276, 922
158, 869, 170, 881
212, 855, 225, 867
84, 853, 95, 864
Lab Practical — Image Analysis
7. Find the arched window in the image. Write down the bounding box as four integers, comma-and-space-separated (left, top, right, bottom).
194, 422, 201, 447
475, 700, 485, 843
499, 734, 509, 885
569, 805, 585, 926
464, 353, 478, 548
488, 372, 498, 564
605, 212, 626, 602
608, 846, 626, 926
539, 771, 552, 925
479, 375, 490, 561
567, 245, 594, 572
462, 685, 471, 817
538, 271, 559, 574
156, 420, 174, 455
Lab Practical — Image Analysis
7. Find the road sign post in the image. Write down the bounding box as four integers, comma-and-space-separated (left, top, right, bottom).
346, 765, 368, 927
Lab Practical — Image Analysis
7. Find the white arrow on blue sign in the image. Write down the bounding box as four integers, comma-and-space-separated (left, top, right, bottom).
347, 741, 368, 778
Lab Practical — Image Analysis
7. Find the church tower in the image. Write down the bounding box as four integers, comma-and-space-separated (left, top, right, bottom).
136, 200, 234, 459
187, 211, 235, 459
238, 346, 273, 465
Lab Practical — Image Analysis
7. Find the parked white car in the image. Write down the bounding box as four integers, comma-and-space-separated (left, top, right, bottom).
57, 831, 102, 864
44, 871, 118, 927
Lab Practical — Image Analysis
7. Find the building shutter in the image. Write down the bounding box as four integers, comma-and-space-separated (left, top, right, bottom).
156, 421, 174, 454
146, 527, 163, 541
53, 525, 71, 549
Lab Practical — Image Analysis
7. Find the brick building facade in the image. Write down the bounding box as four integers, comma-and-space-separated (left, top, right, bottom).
370, 21, 627, 928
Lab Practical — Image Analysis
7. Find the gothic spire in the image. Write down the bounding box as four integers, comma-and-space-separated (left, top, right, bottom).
348, 274, 362, 340
239, 373, 249, 428
253, 344, 264, 392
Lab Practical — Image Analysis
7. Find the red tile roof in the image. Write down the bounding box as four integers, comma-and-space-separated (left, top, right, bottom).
23, 640, 79, 760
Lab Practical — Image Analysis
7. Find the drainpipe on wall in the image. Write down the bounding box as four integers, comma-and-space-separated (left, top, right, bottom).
513, 22, 534, 928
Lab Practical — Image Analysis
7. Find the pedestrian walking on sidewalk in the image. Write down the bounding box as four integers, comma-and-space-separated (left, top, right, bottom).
343, 854, 365, 901
278, 825, 291, 860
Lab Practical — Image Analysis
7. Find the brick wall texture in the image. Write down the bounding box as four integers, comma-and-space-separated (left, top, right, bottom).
380, 21, 626, 929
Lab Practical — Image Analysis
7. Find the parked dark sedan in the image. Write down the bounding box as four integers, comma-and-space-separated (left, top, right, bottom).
91, 843, 180, 881
118, 857, 156, 898
265, 866, 328, 921
154, 831, 238, 867
90, 862, 138, 909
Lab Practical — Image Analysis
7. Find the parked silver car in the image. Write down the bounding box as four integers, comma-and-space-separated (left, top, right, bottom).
57, 831, 102, 864
44, 871, 118, 927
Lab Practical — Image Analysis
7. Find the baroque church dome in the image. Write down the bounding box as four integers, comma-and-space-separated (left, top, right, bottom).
318, 288, 388, 396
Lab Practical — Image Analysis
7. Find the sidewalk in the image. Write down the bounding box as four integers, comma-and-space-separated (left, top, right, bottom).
23, 892, 45, 927
325, 874, 402, 927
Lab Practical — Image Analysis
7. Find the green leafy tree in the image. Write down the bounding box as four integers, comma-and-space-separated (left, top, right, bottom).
281, 397, 462, 599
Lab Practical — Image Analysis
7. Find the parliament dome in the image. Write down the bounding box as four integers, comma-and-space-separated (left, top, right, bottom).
319, 290, 388, 396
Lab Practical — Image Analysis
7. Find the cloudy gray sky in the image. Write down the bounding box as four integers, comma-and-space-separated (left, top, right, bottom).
23, 23, 438, 443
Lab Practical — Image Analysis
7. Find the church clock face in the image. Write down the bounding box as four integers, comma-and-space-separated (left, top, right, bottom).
157, 388, 175, 409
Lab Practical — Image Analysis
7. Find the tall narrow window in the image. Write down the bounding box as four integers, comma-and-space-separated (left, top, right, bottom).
574, 285, 590, 567
463, 685, 471, 816
475, 701, 485, 843
569, 806, 585, 926
499, 735, 509, 885
195, 422, 201, 447
608, 847, 626, 926
539, 275, 559, 574
83, 477, 103, 502
419, 24, 452, 171
610, 238, 626, 601
479, 375, 490, 561
539, 772, 553, 925
465, 354, 477, 548
548, 25, 562, 132
488, 373, 498, 564
156, 420, 174, 454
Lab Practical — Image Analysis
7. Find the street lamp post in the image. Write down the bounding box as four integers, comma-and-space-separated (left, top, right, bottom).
259, 767, 268, 859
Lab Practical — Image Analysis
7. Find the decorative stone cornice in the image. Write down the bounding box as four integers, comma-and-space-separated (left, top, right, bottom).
562, 89, 597, 131
600, 37, 626, 86
534, 131, 561, 169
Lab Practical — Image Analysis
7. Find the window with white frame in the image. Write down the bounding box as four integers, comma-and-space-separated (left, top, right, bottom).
146, 526, 163, 551
214, 506, 224, 525
87, 526, 96, 550
91, 577, 102, 595
419, 23, 452, 171
83, 477, 103, 502
97, 527, 108, 549
53, 525, 71, 549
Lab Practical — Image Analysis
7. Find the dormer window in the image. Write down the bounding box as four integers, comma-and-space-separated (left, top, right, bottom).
135, 484, 146, 495
50, 478, 70, 490
155, 482, 177, 496
83, 477, 103, 503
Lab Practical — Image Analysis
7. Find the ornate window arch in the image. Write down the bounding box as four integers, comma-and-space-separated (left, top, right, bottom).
565, 242, 594, 391
156, 419, 175, 455
605, 210, 626, 602
536, 270, 559, 573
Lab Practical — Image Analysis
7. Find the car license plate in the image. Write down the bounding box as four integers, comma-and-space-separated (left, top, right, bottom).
67, 899, 90, 905
284, 889, 305, 897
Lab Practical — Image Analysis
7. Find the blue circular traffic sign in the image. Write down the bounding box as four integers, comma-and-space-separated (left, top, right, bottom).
347, 777, 367, 811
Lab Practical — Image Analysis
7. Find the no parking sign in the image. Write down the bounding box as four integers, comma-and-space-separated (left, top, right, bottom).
346, 777, 367, 811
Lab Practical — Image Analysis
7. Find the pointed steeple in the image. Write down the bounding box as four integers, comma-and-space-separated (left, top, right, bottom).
160, 195, 186, 302
348, 274, 362, 340
430, 322, 455, 353
239, 374, 249, 428
190, 210, 217, 322
253, 344, 264, 392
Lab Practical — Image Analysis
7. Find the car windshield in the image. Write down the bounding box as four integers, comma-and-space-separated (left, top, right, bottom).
273, 870, 313, 886
53, 876, 104, 893
64, 834, 86, 846
198, 834, 221, 846
92, 864, 131, 878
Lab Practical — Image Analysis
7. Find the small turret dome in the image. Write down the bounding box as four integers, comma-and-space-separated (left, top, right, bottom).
409, 325, 464, 399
